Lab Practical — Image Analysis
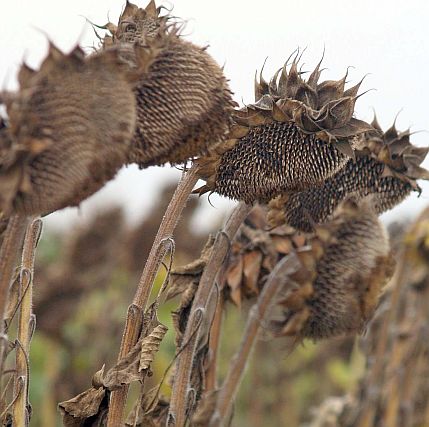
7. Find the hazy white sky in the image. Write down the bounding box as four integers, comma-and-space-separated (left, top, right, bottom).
1, 0, 429, 230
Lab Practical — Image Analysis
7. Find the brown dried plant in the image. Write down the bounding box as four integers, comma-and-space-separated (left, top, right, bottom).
1, 3, 429, 427
0, 218, 41, 426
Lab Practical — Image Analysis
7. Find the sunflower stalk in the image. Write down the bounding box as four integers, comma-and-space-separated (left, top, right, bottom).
209, 253, 301, 426
0, 215, 31, 379
205, 271, 226, 392
107, 164, 199, 427
168, 202, 251, 427
12, 218, 42, 426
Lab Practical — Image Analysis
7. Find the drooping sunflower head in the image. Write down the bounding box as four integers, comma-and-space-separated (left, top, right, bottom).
266, 114, 429, 231
195, 51, 373, 203
272, 196, 393, 341
0, 42, 147, 215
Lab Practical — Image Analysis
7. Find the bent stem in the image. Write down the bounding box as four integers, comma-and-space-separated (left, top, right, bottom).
0, 215, 30, 379
205, 277, 225, 392
210, 253, 301, 427
107, 165, 200, 427
168, 202, 251, 427
12, 218, 42, 427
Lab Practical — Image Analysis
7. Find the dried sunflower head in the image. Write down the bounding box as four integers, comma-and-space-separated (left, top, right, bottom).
268, 116, 429, 231
195, 52, 373, 204
0, 43, 148, 216
102, 0, 236, 167
273, 197, 394, 340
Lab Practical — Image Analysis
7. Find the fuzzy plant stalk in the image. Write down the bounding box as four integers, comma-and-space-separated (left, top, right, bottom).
168, 202, 251, 427
205, 275, 226, 392
0, 215, 30, 378
107, 164, 200, 427
12, 218, 42, 426
209, 254, 301, 427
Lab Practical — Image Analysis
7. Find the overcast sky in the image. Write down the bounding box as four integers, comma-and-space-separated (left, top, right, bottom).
1, 0, 429, 231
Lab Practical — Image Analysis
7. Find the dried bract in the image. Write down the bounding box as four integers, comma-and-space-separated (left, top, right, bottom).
195, 52, 373, 204
268, 117, 429, 231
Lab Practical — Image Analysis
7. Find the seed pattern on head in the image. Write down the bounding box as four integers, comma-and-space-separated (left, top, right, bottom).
102, 0, 236, 167
195, 52, 373, 204
273, 197, 393, 340
0, 43, 145, 216
268, 117, 429, 231
201, 121, 348, 204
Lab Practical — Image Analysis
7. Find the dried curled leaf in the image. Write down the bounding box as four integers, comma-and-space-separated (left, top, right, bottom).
58, 387, 108, 427
139, 323, 168, 371
102, 319, 168, 390
167, 235, 215, 301
125, 392, 170, 427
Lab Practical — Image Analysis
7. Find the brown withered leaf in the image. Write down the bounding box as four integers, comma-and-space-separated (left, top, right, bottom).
125, 391, 170, 427
102, 320, 167, 390
125, 385, 159, 426
139, 323, 168, 371
102, 339, 144, 390
172, 282, 198, 347
58, 387, 108, 427
226, 254, 243, 307
242, 250, 263, 295
271, 235, 294, 255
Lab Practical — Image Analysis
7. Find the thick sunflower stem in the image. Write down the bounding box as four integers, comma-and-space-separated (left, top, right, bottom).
168, 202, 251, 427
107, 165, 199, 427
209, 253, 301, 426
205, 278, 225, 392
12, 218, 41, 427
0, 215, 30, 379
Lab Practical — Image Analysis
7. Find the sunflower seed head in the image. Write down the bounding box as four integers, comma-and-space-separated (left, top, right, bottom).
268, 116, 429, 231
102, 1, 236, 168
0, 43, 139, 215
195, 51, 373, 204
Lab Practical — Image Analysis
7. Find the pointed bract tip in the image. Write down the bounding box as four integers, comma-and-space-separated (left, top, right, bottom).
145, 0, 158, 17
